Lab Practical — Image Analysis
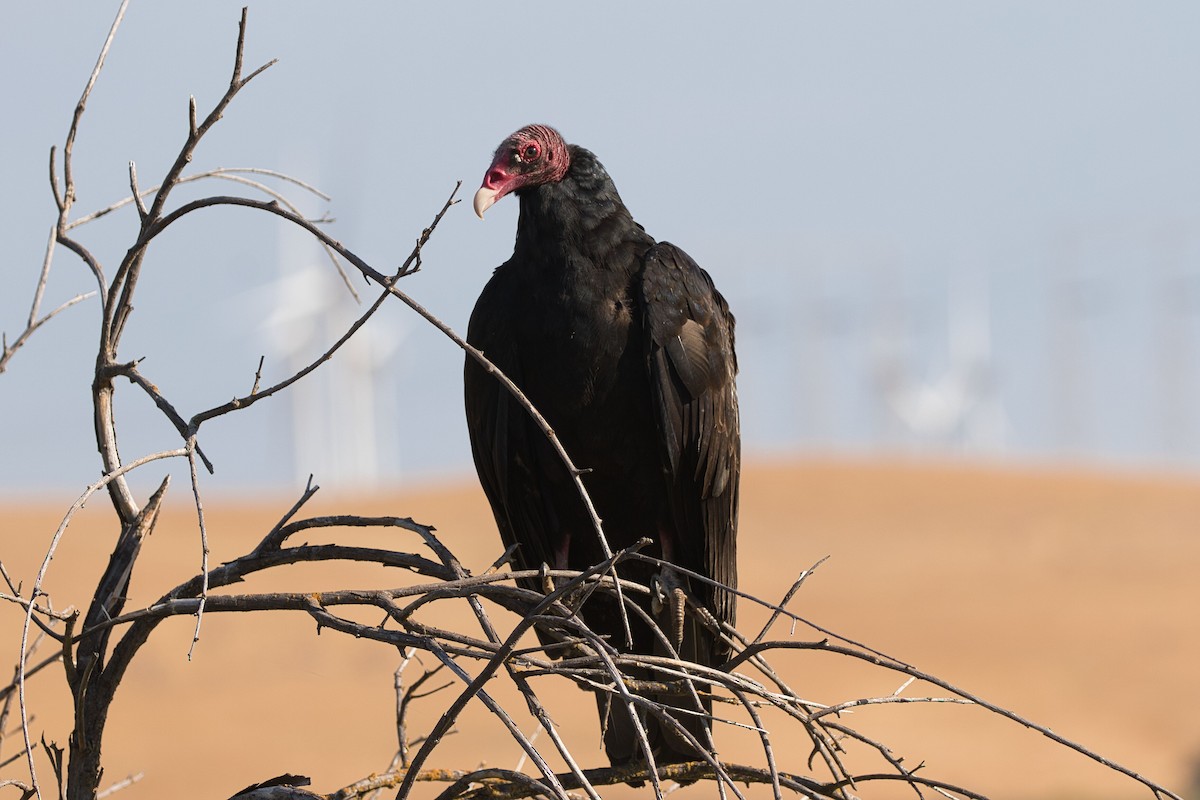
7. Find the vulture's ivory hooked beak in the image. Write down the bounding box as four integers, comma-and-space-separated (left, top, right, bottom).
473, 186, 499, 219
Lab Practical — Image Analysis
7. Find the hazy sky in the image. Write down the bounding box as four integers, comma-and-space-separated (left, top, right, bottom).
3, 2, 1200, 496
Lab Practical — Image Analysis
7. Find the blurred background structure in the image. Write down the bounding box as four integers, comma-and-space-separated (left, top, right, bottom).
2, 2, 1199, 494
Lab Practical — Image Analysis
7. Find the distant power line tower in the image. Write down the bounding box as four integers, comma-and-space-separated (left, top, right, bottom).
872, 266, 1006, 453
261, 232, 403, 488
1049, 230, 1093, 459
1155, 223, 1199, 465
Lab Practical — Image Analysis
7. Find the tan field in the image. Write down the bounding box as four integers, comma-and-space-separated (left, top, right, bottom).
1, 459, 1197, 799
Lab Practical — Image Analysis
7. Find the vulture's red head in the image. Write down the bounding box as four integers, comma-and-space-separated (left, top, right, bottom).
473, 124, 570, 219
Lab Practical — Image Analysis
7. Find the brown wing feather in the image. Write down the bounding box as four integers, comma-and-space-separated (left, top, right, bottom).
640, 242, 740, 637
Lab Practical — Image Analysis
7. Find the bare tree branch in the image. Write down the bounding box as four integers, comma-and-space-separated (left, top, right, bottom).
0, 228, 96, 376
18, 449, 181, 799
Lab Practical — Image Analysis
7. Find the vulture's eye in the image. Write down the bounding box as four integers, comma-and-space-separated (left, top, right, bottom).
522, 143, 539, 161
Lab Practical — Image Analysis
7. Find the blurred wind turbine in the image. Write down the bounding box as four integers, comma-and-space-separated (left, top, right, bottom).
260, 227, 404, 488
873, 267, 1006, 451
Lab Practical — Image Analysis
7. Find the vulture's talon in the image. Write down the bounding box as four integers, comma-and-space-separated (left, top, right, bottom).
653, 569, 689, 652
671, 586, 687, 652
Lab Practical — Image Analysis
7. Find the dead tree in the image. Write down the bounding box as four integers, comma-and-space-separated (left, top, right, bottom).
0, 5, 1186, 800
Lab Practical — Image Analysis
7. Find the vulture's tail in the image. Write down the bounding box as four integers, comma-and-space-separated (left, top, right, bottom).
595, 611, 717, 785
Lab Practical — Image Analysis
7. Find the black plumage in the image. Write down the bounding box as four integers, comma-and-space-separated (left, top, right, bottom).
464, 124, 739, 770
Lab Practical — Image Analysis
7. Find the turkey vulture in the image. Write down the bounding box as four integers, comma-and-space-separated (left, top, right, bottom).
464, 124, 739, 771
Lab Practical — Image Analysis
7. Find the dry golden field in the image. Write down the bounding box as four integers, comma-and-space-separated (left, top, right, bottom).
2, 459, 1197, 799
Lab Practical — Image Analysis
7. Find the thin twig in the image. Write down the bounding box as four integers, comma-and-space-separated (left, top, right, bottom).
66, 166, 333, 228
252, 475, 320, 556
127, 162, 147, 222
60, 0, 130, 217
752, 557, 828, 646
0, 227, 95, 376
185, 440, 209, 660
95, 772, 143, 799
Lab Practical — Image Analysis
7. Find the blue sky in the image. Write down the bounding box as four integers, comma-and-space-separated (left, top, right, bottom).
3, 2, 1200, 495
